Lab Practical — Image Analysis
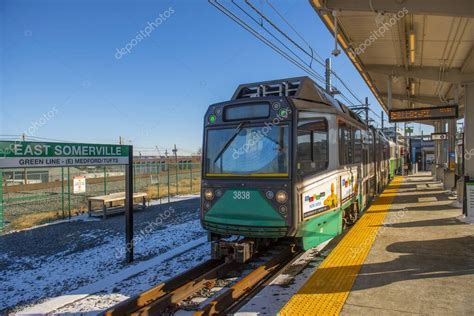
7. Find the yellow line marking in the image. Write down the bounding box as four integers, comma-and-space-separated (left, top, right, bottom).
278, 177, 403, 316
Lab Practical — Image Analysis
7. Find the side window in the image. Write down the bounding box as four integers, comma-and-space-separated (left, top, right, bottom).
354, 129, 362, 163
313, 119, 329, 171
297, 118, 329, 175
297, 127, 312, 174
339, 122, 353, 165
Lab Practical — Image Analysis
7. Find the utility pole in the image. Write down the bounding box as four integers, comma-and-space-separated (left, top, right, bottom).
325, 58, 332, 93
173, 144, 178, 195
119, 136, 123, 145
365, 97, 369, 125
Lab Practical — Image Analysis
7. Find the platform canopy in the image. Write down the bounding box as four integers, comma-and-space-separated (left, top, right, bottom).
309, 0, 474, 124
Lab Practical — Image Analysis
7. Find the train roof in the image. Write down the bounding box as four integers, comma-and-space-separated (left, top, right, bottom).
231, 76, 367, 125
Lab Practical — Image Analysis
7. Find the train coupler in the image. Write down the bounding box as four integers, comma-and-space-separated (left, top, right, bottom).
211, 240, 255, 263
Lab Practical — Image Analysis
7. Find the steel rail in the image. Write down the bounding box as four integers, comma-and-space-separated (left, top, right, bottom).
194, 246, 296, 315
103, 259, 224, 316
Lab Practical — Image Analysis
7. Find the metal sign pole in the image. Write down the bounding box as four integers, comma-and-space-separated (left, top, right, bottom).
61, 167, 65, 218
125, 145, 134, 263
67, 167, 71, 219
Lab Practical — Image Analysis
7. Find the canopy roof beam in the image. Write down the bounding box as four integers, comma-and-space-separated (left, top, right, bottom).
366, 65, 474, 83
320, 0, 474, 18
381, 93, 447, 106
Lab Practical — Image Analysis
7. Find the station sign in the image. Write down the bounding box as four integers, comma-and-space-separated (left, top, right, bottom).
0, 141, 130, 168
431, 133, 448, 141
389, 105, 458, 123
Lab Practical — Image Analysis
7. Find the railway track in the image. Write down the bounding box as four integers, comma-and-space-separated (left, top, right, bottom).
104, 244, 297, 316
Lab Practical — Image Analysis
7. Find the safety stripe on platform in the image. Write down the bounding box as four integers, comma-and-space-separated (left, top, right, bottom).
279, 177, 403, 316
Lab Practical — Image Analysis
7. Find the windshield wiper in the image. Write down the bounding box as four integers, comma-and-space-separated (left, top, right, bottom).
213, 121, 249, 163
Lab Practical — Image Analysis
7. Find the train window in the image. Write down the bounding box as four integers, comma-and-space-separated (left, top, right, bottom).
354, 129, 362, 163
297, 127, 312, 174
205, 125, 290, 176
297, 118, 328, 175
312, 120, 328, 171
338, 122, 353, 165
368, 131, 374, 163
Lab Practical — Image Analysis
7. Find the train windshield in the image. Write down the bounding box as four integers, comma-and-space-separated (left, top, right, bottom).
205, 125, 289, 177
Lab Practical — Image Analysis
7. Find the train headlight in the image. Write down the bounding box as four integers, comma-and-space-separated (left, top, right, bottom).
204, 189, 214, 200
208, 114, 217, 124
265, 190, 274, 199
215, 189, 223, 198
276, 190, 288, 204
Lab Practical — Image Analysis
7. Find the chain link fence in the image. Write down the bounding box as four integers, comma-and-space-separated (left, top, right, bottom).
0, 162, 201, 232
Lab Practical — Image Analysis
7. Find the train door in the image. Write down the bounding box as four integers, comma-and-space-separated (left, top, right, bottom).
338, 120, 355, 210
362, 131, 369, 208
367, 130, 375, 200
375, 132, 381, 193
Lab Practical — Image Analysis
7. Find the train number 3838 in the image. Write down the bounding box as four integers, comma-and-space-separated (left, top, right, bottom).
233, 191, 251, 200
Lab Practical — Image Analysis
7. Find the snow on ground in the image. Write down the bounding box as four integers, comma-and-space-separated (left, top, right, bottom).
0, 196, 208, 315
52, 242, 210, 315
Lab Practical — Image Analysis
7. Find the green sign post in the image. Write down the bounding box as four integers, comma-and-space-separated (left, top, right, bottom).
0, 141, 135, 263
0, 170, 3, 231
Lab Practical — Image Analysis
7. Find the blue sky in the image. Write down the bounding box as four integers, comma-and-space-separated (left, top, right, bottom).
1, 0, 424, 155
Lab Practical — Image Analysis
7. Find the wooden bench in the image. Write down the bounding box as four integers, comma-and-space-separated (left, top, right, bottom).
87, 192, 147, 219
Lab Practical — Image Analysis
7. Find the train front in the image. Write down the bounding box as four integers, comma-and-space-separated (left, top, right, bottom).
200, 98, 293, 259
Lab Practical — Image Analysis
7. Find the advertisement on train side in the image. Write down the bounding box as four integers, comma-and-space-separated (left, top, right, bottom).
302, 177, 338, 218
341, 172, 357, 204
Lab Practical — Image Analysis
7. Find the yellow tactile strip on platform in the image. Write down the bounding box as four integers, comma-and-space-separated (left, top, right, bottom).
279, 177, 403, 316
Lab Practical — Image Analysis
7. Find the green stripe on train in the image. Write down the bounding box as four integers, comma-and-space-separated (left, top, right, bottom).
298, 209, 343, 250
390, 159, 397, 178
204, 189, 287, 228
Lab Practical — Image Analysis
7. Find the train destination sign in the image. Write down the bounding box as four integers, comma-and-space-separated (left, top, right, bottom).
0, 141, 130, 168
389, 105, 458, 123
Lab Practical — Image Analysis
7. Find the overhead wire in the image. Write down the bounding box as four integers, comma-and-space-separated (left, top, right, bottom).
230, 0, 327, 85
214, 0, 357, 106
209, 0, 328, 89
248, 0, 364, 105
210, 0, 387, 123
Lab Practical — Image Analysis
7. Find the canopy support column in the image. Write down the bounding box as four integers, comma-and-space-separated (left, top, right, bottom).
461, 83, 474, 220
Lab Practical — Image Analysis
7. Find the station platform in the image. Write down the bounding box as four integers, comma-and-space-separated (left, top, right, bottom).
279, 173, 474, 315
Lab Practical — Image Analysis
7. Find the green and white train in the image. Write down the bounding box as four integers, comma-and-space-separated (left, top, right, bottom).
200, 77, 397, 260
